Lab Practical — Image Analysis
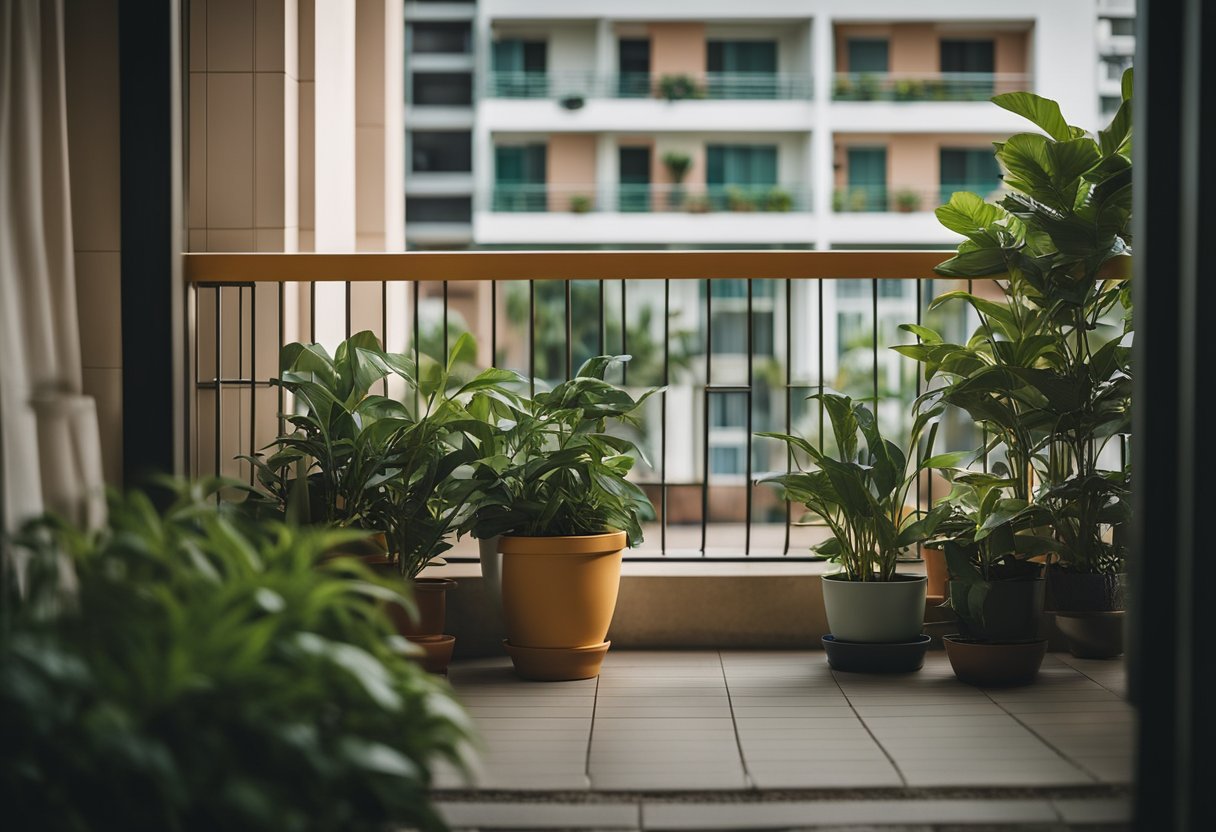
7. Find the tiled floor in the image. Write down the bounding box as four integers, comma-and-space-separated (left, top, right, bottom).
434, 650, 1133, 830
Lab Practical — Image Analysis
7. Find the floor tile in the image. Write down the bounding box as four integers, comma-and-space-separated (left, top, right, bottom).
438, 800, 638, 829
641, 799, 1058, 829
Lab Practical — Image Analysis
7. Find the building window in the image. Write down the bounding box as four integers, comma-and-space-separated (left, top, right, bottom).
940, 39, 995, 99
411, 132, 472, 173
709, 446, 744, 475
494, 144, 547, 211
845, 147, 887, 212
1101, 95, 1122, 116
940, 148, 1002, 202
710, 311, 776, 356
410, 22, 471, 54
618, 147, 651, 213
1108, 18, 1134, 36
405, 197, 472, 224
491, 39, 548, 97
618, 39, 651, 98
707, 41, 778, 98
1103, 56, 1133, 80
847, 38, 889, 73
411, 72, 473, 106
706, 145, 778, 210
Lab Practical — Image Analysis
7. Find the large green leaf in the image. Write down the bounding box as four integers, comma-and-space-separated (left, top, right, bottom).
991, 91, 1085, 141
935, 192, 1010, 244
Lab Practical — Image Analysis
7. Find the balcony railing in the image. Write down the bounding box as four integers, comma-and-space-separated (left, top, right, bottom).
832, 184, 1007, 213
832, 72, 1032, 102
485, 71, 813, 101
184, 250, 1019, 560
489, 183, 810, 214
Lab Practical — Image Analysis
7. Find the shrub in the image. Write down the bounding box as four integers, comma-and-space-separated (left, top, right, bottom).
0, 481, 475, 831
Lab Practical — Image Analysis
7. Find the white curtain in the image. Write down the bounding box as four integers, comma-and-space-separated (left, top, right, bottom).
0, 0, 105, 534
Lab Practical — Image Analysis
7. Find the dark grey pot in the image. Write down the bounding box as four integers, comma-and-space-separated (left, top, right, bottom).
1046, 568, 1128, 612
1055, 611, 1125, 658
950, 577, 1046, 643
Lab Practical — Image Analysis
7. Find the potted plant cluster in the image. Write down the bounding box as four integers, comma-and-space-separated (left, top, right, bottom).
1, 481, 473, 831
246, 330, 523, 674
662, 150, 692, 209
657, 73, 703, 101
762, 393, 964, 673
893, 189, 922, 213
896, 73, 1133, 680
461, 355, 659, 681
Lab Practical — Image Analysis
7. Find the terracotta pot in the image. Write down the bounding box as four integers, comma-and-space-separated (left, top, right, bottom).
943, 635, 1047, 687
1055, 611, 1125, 659
500, 531, 624, 680
407, 635, 456, 675
923, 546, 948, 601
1046, 568, 1127, 613
400, 578, 456, 638
821, 574, 926, 643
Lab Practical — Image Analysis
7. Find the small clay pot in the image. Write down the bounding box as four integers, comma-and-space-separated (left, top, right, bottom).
401, 578, 457, 638
923, 546, 948, 602
1055, 611, 1125, 659
407, 634, 456, 675
943, 635, 1047, 687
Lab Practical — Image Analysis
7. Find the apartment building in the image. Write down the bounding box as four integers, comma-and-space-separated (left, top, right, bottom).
1096, 0, 1135, 118
398, 1, 1101, 516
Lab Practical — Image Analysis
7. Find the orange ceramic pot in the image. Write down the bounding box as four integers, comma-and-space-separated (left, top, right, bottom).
923, 546, 948, 602
500, 531, 625, 652
407, 634, 457, 675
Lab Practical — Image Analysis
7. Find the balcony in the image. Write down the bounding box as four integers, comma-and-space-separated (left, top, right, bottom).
476, 184, 816, 244
485, 71, 813, 101
832, 72, 1031, 103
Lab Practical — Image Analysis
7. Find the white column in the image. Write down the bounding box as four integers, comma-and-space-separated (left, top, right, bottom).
313, 0, 357, 347
811, 13, 834, 251
595, 17, 614, 90
472, 3, 493, 217
596, 133, 615, 211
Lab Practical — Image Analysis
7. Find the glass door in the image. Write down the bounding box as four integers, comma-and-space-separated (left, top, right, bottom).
618, 147, 651, 212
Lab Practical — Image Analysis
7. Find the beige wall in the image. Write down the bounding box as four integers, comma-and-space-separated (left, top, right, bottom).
836, 23, 1030, 76
649, 22, 706, 77
834, 133, 1004, 203
546, 134, 597, 212
65, 0, 123, 486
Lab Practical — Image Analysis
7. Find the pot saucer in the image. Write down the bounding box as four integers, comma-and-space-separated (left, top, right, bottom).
502, 640, 610, 681
405, 634, 455, 675
821, 634, 931, 673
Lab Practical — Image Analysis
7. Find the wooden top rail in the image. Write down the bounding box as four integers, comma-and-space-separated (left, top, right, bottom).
182, 250, 1132, 284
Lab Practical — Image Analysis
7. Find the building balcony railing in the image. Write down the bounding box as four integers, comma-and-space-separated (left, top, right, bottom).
831, 72, 1032, 102
832, 184, 1007, 213
489, 183, 810, 214
182, 249, 1012, 559
485, 71, 813, 101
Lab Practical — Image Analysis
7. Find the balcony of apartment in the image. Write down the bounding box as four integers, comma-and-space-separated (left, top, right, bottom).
480, 21, 814, 132
475, 183, 815, 245
830, 22, 1035, 132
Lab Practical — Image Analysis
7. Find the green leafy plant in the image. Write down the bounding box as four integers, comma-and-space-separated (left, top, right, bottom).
760, 393, 966, 581
246, 331, 521, 578
726, 186, 756, 212
897, 71, 1134, 576
932, 467, 1057, 630
893, 189, 922, 213
569, 194, 593, 214
461, 355, 659, 545
656, 74, 703, 101
763, 187, 794, 212
661, 150, 692, 183
0, 481, 474, 831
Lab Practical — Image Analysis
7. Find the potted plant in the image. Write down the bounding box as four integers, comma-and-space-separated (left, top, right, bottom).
569, 194, 593, 213
3, 480, 474, 830
462, 355, 658, 680
761, 393, 964, 672
246, 331, 519, 673
902, 76, 1135, 660
893, 189, 921, 213
763, 187, 794, 212
657, 73, 702, 101
931, 469, 1058, 686
662, 150, 692, 209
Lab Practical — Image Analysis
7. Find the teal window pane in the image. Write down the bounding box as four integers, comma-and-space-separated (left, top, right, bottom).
846, 147, 887, 212
495, 144, 547, 211
707, 41, 778, 98
847, 39, 889, 73
618, 147, 651, 212
940, 40, 994, 99
940, 148, 1001, 202
706, 145, 778, 209
491, 40, 547, 97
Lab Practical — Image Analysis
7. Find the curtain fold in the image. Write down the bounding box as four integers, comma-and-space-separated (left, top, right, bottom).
1, 0, 106, 534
